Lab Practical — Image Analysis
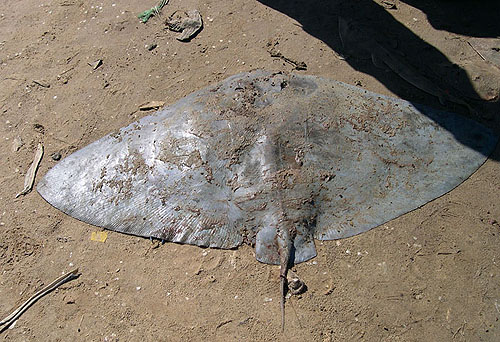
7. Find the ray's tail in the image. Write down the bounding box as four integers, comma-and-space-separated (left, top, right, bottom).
280, 262, 287, 332
277, 222, 293, 332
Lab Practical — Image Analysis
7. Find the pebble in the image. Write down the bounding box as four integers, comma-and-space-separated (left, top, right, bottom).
11, 137, 23, 152
51, 152, 62, 161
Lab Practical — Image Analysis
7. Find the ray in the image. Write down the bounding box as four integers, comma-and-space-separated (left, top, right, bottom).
338, 17, 477, 114
37, 70, 497, 329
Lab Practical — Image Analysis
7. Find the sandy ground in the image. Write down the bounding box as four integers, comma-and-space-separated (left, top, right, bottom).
1, 0, 500, 341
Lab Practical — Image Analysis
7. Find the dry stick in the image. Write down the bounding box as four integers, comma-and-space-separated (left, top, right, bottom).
467, 41, 486, 61
77, 314, 84, 332
0, 269, 79, 332
15, 143, 44, 198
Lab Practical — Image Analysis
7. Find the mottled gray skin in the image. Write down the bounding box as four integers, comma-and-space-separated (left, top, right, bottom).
38, 71, 497, 329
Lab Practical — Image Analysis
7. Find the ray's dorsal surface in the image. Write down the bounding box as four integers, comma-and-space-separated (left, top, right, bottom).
38, 71, 497, 328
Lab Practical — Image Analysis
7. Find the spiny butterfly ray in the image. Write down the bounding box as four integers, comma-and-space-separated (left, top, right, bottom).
37, 71, 497, 330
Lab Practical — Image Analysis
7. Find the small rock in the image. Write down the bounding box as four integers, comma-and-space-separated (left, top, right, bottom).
288, 277, 307, 295
11, 136, 24, 152
33, 123, 45, 134
51, 152, 62, 161
88, 59, 103, 70
166, 10, 203, 41
146, 43, 157, 51
324, 286, 335, 296
381, 1, 397, 10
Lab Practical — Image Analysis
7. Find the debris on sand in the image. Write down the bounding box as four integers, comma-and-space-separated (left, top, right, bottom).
146, 43, 157, 51
51, 152, 62, 161
90, 231, 108, 243
267, 41, 307, 70
139, 101, 165, 111
11, 136, 24, 153
468, 38, 500, 70
32, 79, 50, 88
15, 143, 43, 198
380, 1, 397, 10
88, 59, 103, 70
0, 269, 79, 333
166, 10, 203, 41
138, 0, 169, 23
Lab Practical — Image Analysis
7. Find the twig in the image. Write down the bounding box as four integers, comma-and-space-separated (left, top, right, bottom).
467, 41, 486, 61
268, 48, 307, 70
59, 65, 75, 76
77, 314, 84, 332
215, 319, 232, 330
32, 80, 50, 88
0, 269, 79, 332
15, 143, 43, 198
452, 321, 466, 338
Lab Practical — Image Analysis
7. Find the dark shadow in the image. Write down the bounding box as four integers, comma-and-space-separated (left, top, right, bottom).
257, 0, 499, 159
401, 0, 500, 37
